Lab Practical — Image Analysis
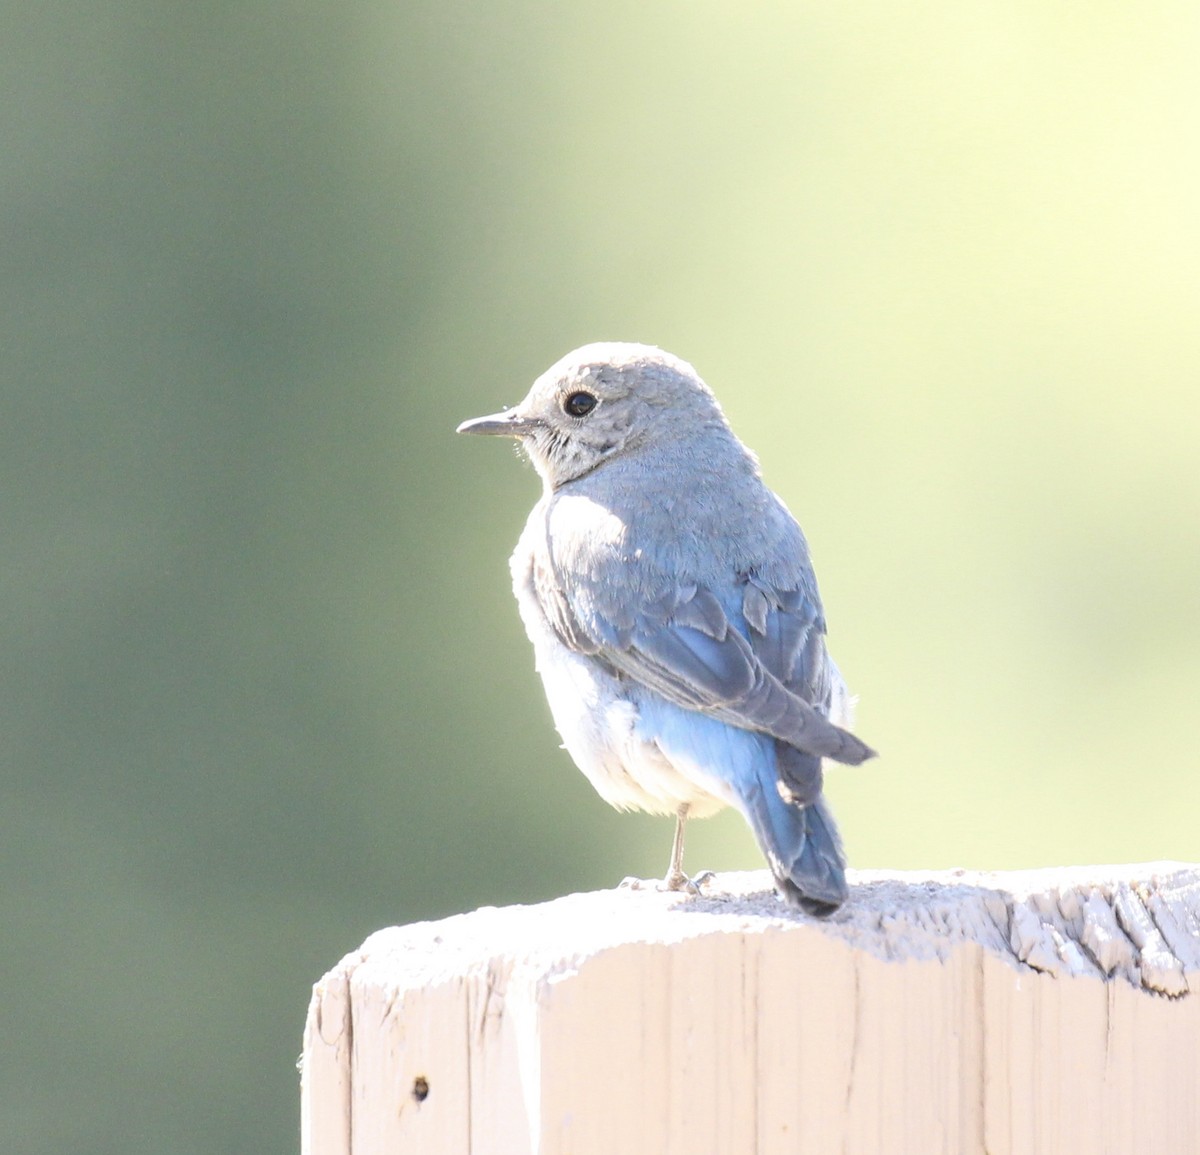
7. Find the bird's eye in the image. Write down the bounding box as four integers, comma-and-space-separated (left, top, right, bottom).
563, 391, 597, 417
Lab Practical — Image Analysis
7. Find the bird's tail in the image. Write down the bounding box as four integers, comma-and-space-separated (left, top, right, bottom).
737, 755, 848, 916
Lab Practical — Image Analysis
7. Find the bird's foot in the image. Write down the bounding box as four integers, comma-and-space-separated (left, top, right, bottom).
663, 866, 691, 892
671, 869, 717, 896
619, 870, 716, 896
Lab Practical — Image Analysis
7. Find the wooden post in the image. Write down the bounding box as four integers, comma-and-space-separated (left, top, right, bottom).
301, 865, 1200, 1155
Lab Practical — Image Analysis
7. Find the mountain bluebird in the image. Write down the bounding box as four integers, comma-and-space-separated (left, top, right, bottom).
457, 343, 875, 914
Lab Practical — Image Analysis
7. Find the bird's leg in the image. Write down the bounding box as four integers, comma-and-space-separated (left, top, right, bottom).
663, 805, 690, 890
620, 804, 714, 895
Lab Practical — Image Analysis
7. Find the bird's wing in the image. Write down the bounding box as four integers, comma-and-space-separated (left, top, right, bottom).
533, 553, 874, 766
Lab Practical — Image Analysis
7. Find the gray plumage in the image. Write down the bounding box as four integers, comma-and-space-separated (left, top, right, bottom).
458, 342, 875, 914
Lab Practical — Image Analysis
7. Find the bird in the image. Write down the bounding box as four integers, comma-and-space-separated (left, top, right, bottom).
456, 343, 875, 914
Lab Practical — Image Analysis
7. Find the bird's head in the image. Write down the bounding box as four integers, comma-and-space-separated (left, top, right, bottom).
457, 342, 730, 488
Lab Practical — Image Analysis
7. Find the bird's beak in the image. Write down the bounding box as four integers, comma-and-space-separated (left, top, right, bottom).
455, 408, 538, 438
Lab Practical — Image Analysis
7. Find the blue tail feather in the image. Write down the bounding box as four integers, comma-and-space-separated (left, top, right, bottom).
738, 759, 848, 916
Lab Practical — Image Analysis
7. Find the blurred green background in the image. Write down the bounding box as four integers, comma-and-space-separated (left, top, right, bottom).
5, 3, 1198, 1152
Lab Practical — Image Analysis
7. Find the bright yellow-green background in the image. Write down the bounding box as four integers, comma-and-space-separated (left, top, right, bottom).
5, 4, 1198, 1153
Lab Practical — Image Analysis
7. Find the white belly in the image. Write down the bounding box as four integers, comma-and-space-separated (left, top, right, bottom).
531, 632, 729, 818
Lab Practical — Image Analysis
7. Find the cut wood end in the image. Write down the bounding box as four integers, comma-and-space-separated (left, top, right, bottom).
302, 864, 1200, 1155
334, 863, 1200, 999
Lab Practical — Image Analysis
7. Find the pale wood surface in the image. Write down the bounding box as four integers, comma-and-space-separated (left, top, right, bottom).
301, 864, 1200, 1155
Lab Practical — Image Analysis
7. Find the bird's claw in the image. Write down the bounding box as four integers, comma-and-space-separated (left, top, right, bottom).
620, 871, 716, 896
663, 868, 691, 892
672, 869, 716, 895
